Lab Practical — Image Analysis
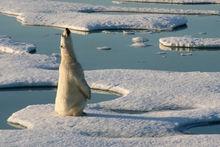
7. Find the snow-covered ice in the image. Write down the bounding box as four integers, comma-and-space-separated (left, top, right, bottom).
160, 36, 220, 49
1, 68, 220, 145
132, 37, 148, 43
116, 0, 220, 4
131, 37, 149, 47
96, 46, 112, 50
0, 35, 36, 54
0, 0, 191, 32
0, 53, 59, 88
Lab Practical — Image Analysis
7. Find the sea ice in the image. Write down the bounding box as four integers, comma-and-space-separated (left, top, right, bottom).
0, 53, 59, 88
132, 37, 148, 43
96, 46, 112, 50
0, 35, 36, 54
159, 36, 220, 48
130, 42, 148, 48
131, 37, 149, 47
2, 69, 220, 146
116, 0, 220, 4
0, 0, 189, 32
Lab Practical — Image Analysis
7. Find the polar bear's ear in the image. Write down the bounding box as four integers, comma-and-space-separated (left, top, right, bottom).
65, 28, 71, 36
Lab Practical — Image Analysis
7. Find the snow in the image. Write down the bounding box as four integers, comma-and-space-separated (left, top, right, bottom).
1, 69, 220, 146
0, 35, 36, 54
0, 0, 193, 32
159, 36, 220, 48
0, 53, 59, 88
116, 0, 220, 4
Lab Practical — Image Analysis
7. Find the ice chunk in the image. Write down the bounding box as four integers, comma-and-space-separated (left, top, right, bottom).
96, 46, 112, 50
132, 37, 148, 43
0, 0, 188, 32
122, 31, 135, 35
116, 0, 220, 4
131, 37, 149, 48
0, 53, 59, 88
131, 42, 148, 48
159, 36, 220, 48
0, 35, 36, 54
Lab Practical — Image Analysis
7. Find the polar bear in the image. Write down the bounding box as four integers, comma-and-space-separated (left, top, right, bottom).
55, 28, 91, 116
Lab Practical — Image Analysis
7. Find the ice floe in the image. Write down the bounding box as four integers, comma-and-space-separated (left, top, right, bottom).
131, 42, 148, 47
132, 37, 148, 43
131, 36, 149, 47
2, 69, 220, 146
96, 46, 112, 50
116, 0, 220, 4
0, 35, 36, 54
159, 36, 220, 48
0, 53, 59, 88
0, 0, 189, 32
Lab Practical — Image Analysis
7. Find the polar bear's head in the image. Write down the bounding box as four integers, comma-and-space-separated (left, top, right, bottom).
60, 28, 77, 61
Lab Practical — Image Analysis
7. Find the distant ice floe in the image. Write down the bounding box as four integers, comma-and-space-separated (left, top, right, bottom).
132, 37, 148, 43
96, 46, 112, 50
0, 35, 36, 54
159, 36, 220, 49
116, 0, 220, 4
2, 69, 220, 146
0, 0, 191, 32
131, 36, 149, 48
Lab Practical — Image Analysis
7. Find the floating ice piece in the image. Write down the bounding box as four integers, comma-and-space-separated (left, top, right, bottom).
156, 51, 167, 55
112, 1, 123, 4
18, 12, 188, 32
116, 0, 220, 4
0, 35, 36, 54
3, 69, 220, 146
96, 46, 112, 50
0, 54, 59, 88
0, 0, 188, 32
131, 42, 148, 48
132, 37, 148, 43
159, 37, 220, 49
122, 31, 135, 35
180, 52, 193, 56
131, 37, 149, 47
102, 30, 112, 34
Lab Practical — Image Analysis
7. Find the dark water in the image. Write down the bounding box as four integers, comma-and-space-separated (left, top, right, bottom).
0, 88, 118, 129
183, 122, 220, 134
0, 14, 219, 71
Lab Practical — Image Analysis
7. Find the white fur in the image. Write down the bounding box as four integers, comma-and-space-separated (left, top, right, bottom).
55, 28, 91, 116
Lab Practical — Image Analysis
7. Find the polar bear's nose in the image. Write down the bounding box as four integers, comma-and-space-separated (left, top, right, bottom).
65, 28, 71, 36
62, 28, 71, 37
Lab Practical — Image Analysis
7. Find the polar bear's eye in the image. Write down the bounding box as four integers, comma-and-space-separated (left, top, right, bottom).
60, 45, 63, 48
